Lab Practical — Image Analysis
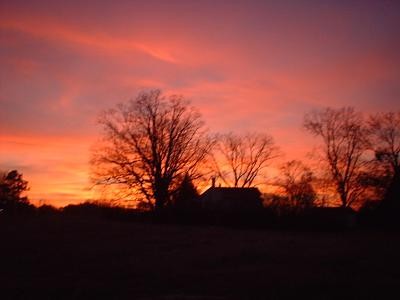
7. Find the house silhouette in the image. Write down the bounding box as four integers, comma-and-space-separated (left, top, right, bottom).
199, 186, 263, 213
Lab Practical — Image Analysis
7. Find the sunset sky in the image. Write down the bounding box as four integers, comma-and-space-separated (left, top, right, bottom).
1, 0, 400, 207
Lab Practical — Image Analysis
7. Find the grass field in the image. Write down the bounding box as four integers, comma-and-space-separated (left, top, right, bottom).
1, 215, 400, 299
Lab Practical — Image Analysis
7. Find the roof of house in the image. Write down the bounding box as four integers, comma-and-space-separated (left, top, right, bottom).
199, 187, 263, 212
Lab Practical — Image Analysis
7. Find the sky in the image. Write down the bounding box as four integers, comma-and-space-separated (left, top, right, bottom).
1, 0, 400, 207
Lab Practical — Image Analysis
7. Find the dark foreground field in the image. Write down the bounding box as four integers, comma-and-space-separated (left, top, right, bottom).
1, 216, 400, 299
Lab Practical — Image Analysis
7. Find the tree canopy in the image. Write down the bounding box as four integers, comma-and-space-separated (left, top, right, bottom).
91, 89, 213, 210
304, 107, 370, 208
213, 132, 279, 188
0, 170, 29, 212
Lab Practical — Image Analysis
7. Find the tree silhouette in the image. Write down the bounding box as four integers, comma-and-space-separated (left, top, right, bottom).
368, 111, 400, 210
91, 90, 212, 211
213, 132, 279, 187
304, 107, 369, 208
0, 170, 29, 212
278, 160, 316, 212
172, 174, 200, 212
369, 112, 400, 177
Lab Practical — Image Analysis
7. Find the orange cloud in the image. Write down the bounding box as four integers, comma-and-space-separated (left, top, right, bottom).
0, 135, 96, 207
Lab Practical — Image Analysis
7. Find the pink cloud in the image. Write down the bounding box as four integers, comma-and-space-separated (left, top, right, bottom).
0, 16, 179, 64
1, 1, 399, 205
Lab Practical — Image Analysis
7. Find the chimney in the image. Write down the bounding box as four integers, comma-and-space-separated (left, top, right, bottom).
211, 176, 216, 188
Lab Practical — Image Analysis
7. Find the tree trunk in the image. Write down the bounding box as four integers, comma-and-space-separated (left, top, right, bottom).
340, 195, 347, 208
338, 183, 348, 208
381, 170, 400, 211
154, 179, 169, 211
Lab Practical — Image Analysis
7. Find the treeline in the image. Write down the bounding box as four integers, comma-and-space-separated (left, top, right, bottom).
0, 199, 372, 231
90, 90, 399, 214
0, 172, 395, 230
1, 90, 399, 228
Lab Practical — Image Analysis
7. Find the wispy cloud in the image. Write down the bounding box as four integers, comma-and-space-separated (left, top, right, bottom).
0, 17, 178, 63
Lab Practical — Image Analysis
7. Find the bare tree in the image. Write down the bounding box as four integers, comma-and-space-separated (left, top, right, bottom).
278, 160, 316, 211
304, 107, 369, 208
91, 90, 213, 210
368, 111, 400, 208
213, 132, 279, 187
369, 111, 400, 176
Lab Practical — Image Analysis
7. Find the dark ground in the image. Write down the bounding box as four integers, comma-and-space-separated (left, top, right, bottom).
1, 216, 400, 299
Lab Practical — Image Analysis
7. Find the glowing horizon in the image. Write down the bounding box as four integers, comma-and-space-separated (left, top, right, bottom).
1, 1, 399, 207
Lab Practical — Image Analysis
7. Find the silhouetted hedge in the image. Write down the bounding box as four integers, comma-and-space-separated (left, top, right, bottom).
5, 198, 400, 232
